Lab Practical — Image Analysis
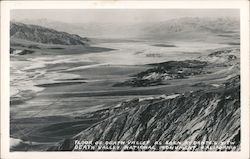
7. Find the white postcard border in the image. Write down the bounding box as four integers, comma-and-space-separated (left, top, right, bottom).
1, 1, 249, 159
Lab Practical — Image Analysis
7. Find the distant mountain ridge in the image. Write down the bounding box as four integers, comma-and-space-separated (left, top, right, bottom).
142, 17, 239, 41
10, 22, 90, 45
14, 17, 240, 40
145, 17, 239, 34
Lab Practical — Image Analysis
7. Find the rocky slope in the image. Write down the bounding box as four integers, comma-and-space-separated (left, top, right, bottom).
51, 75, 240, 151
10, 22, 89, 45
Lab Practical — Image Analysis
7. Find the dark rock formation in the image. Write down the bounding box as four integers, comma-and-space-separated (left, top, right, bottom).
113, 60, 208, 87
10, 48, 34, 55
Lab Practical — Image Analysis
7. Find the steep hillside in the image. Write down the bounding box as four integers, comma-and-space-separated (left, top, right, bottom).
52, 75, 240, 151
10, 22, 89, 45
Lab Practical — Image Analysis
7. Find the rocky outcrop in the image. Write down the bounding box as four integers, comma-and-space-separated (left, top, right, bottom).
114, 47, 240, 88
113, 60, 208, 87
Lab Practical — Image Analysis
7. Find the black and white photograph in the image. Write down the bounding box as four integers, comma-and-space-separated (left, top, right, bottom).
1, 1, 249, 158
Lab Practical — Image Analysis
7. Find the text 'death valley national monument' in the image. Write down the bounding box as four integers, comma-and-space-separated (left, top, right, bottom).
10, 9, 240, 151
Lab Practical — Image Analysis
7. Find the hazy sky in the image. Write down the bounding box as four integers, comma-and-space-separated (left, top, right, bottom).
11, 9, 239, 24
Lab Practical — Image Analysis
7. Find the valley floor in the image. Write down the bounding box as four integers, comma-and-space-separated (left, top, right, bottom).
10, 39, 240, 151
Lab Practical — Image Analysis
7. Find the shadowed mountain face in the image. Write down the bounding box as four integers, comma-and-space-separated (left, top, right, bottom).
52, 76, 240, 151
10, 22, 89, 45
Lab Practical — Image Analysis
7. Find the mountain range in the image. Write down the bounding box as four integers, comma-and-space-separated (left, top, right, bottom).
14, 17, 240, 41
10, 22, 89, 45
